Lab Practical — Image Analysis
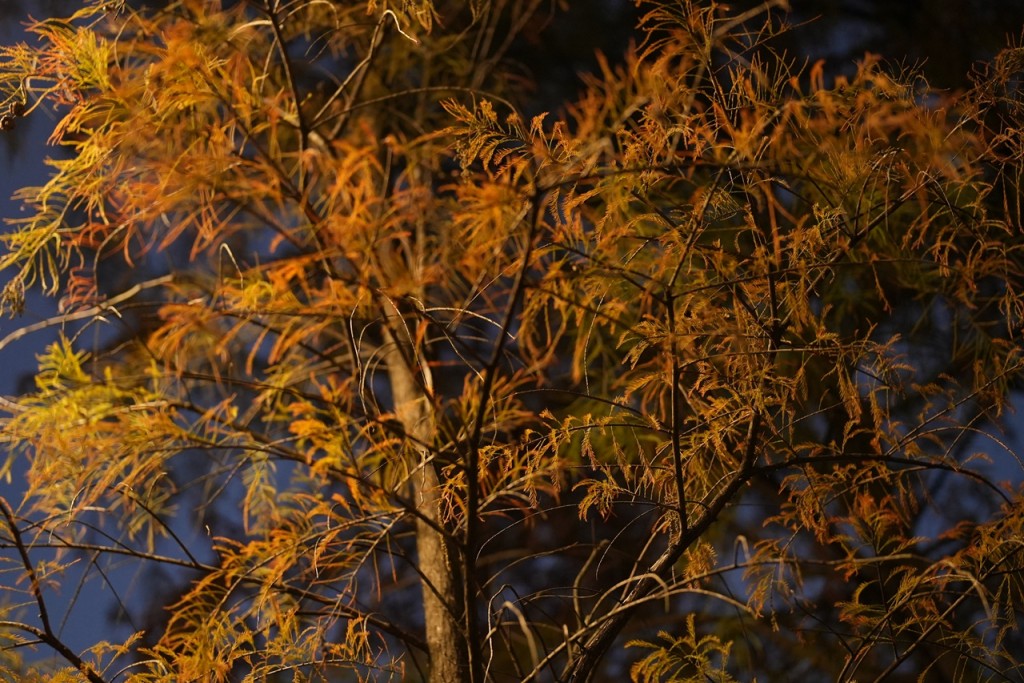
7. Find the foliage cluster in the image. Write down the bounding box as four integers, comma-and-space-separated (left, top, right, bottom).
0, 1, 1023, 681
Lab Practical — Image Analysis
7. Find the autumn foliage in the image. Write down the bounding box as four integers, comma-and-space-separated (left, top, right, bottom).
0, 0, 1023, 681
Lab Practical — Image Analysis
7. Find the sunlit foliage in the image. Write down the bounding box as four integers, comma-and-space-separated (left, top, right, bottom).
0, 1, 1023, 681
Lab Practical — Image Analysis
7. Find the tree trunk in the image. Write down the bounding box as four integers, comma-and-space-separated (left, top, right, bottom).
380, 315, 467, 683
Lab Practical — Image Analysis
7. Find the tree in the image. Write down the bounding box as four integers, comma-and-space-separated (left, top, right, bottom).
0, 0, 1023, 680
